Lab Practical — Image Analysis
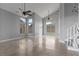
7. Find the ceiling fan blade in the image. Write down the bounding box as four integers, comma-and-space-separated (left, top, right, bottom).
19, 8, 23, 11
25, 10, 31, 13
16, 11, 23, 17
27, 14, 32, 16
16, 8, 23, 15
27, 10, 31, 12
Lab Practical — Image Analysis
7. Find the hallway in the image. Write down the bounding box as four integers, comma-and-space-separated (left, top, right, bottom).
0, 3, 79, 56
0, 36, 79, 56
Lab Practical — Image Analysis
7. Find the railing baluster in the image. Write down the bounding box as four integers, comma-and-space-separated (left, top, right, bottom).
67, 23, 79, 49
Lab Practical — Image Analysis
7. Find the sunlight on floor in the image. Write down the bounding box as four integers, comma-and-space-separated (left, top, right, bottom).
45, 36, 56, 49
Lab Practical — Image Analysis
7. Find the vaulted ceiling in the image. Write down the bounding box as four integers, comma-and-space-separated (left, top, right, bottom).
0, 3, 60, 18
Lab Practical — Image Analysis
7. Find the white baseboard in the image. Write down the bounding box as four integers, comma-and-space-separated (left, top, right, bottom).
0, 35, 24, 43
67, 46, 79, 52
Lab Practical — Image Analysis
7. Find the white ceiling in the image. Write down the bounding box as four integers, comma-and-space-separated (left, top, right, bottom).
0, 3, 60, 18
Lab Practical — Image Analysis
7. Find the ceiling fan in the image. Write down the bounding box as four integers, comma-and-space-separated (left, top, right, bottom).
16, 3, 32, 18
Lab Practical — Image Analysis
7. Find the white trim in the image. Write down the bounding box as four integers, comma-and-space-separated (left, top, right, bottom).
0, 37, 24, 43
0, 34, 25, 43
68, 46, 79, 52
58, 4, 60, 39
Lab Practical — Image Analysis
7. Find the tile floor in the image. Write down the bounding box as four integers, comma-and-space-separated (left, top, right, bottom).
0, 36, 79, 56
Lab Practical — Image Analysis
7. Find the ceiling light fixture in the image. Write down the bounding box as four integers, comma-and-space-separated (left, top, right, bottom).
72, 3, 78, 15
46, 22, 52, 25
48, 10, 50, 20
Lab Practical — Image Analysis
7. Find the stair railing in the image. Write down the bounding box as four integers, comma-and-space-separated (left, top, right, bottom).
67, 23, 79, 49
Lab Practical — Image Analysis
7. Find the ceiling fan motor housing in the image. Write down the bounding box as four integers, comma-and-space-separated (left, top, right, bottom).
48, 17, 50, 20
22, 10, 31, 15
22, 11, 27, 15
